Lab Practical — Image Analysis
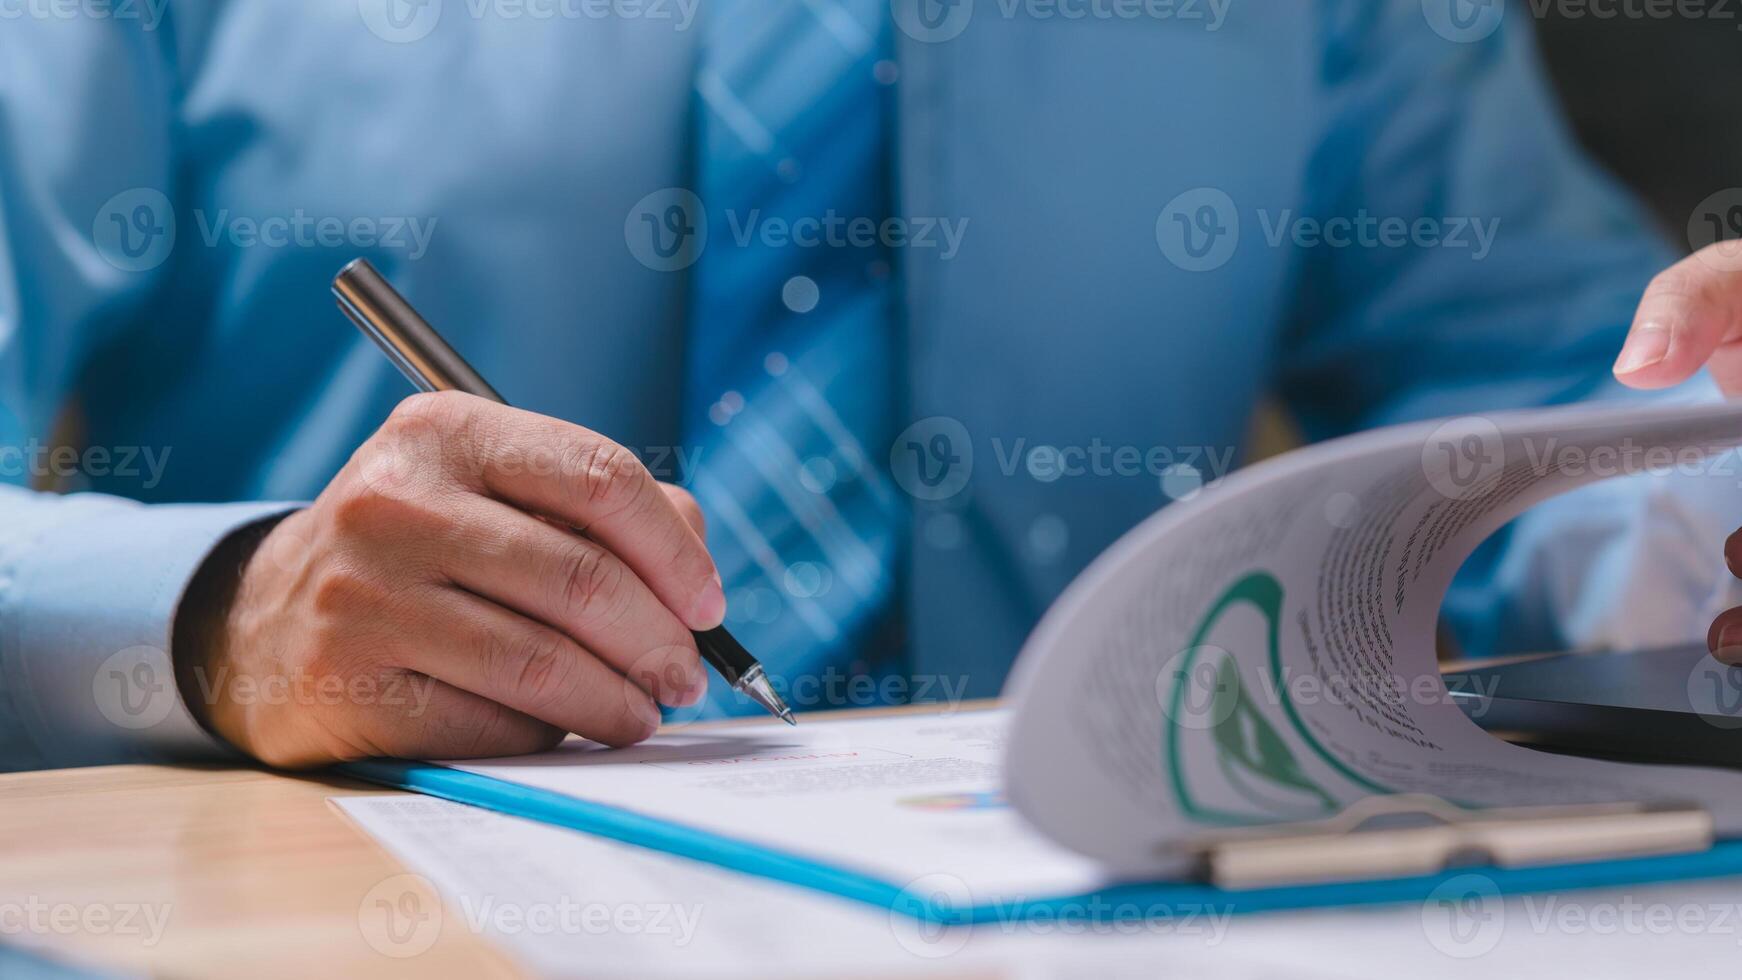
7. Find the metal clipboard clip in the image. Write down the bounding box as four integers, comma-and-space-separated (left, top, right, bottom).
1171, 794, 1713, 891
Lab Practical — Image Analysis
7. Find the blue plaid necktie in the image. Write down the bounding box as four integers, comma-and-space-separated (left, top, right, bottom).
684, 0, 903, 716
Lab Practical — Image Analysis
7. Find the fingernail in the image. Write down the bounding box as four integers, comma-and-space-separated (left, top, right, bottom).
675, 671, 708, 707
1613, 322, 1671, 375
690, 579, 726, 630
630, 693, 662, 734
681, 651, 711, 705
656, 657, 708, 707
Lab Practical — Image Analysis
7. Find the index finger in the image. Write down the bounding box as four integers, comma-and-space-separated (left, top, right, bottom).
1613, 247, 1742, 393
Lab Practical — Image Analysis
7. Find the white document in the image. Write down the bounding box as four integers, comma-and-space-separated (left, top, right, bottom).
337, 794, 1742, 980
332, 794, 925, 979
335, 793, 1259, 979
442, 708, 1108, 901
1004, 400, 1742, 874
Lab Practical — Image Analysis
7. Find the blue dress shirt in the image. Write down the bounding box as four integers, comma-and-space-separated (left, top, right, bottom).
2, 1, 1736, 769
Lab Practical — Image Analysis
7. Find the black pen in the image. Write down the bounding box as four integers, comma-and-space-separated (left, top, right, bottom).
332, 257, 796, 725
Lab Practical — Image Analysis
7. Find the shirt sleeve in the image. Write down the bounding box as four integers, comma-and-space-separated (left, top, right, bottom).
0, 493, 298, 770
1281, 2, 1742, 658
0, 18, 299, 770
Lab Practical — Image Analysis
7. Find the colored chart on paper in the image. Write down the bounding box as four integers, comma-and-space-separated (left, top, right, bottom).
896, 791, 1007, 812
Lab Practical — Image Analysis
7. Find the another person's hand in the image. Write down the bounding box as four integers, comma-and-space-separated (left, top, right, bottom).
175, 392, 721, 767
1612, 243, 1742, 662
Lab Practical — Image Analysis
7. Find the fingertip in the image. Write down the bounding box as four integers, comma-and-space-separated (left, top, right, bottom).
687, 578, 727, 631
1612, 322, 1674, 382
670, 649, 710, 708
1612, 366, 1679, 390
1709, 611, 1742, 661
1612, 363, 1696, 390
1716, 642, 1742, 668
667, 675, 708, 708
627, 692, 662, 740
653, 652, 710, 708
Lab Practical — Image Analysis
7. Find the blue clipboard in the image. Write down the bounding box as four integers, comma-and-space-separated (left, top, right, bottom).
339, 758, 1742, 924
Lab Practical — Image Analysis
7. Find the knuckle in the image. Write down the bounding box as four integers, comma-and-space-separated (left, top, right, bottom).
555, 542, 627, 624
390, 390, 470, 431
502, 628, 577, 710
328, 487, 377, 535
567, 440, 648, 516
310, 565, 384, 619
1647, 267, 1702, 300
381, 392, 482, 479
331, 482, 405, 532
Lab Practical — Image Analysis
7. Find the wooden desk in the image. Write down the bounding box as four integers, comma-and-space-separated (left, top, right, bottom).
0, 703, 989, 979
0, 763, 520, 978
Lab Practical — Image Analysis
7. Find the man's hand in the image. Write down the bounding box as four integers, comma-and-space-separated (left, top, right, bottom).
1612, 242, 1742, 663
176, 392, 721, 767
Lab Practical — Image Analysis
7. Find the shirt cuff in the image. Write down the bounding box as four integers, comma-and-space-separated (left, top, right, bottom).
1, 499, 299, 768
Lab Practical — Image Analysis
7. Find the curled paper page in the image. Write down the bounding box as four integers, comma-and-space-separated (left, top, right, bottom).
1003, 401, 1742, 875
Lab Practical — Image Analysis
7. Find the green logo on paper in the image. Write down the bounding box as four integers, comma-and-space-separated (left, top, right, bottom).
1162, 571, 1387, 825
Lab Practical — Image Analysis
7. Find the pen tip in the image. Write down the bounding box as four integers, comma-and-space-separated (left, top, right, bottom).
739, 670, 796, 726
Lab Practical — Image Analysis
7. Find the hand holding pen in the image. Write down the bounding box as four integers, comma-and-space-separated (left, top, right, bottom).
172, 259, 789, 770
333, 258, 792, 724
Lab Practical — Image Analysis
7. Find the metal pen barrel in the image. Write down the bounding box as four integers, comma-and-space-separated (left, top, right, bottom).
333, 258, 504, 402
